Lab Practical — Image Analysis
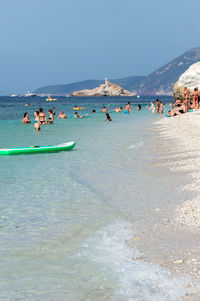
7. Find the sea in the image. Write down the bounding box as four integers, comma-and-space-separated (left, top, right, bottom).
0, 96, 191, 300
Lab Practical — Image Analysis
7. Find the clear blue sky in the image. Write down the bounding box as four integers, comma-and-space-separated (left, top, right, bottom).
0, 0, 200, 94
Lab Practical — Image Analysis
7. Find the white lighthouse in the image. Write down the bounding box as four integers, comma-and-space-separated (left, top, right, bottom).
105, 77, 109, 88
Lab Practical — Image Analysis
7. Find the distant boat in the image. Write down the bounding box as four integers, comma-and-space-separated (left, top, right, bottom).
11, 94, 19, 97
24, 92, 36, 97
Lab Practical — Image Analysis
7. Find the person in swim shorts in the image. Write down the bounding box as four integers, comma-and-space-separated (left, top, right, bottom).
124, 101, 132, 113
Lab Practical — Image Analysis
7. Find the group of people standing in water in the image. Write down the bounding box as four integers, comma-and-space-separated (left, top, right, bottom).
22, 107, 67, 131
21, 88, 200, 129
22, 102, 137, 130
21, 99, 169, 131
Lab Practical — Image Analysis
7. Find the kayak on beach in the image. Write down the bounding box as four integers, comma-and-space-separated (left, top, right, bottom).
0, 141, 76, 155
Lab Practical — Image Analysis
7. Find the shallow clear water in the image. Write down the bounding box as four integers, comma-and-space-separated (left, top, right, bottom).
0, 96, 190, 300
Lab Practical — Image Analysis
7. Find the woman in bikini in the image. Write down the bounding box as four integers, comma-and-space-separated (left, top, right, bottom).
48, 109, 54, 124
34, 111, 40, 131
39, 107, 47, 124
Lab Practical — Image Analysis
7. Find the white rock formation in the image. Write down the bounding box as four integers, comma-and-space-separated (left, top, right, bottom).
179, 62, 200, 90
71, 79, 133, 97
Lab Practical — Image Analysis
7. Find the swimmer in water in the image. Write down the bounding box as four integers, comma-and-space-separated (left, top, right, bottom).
58, 111, 67, 118
124, 101, 132, 113
105, 113, 112, 121
34, 111, 40, 131
52, 107, 57, 116
48, 109, 54, 124
74, 112, 88, 118
101, 106, 107, 113
39, 107, 47, 124
114, 106, 120, 112
22, 112, 31, 124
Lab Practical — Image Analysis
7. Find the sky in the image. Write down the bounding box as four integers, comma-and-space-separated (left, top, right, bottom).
0, 0, 200, 94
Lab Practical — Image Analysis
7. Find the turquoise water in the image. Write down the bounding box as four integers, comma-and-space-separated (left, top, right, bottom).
0, 96, 190, 300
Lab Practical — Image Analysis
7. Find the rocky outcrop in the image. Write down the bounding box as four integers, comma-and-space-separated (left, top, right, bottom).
179, 62, 200, 89
71, 78, 133, 97
173, 62, 200, 100
173, 81, 185, 101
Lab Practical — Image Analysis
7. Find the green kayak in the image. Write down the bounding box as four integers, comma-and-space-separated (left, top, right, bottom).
0, 141, 75, 155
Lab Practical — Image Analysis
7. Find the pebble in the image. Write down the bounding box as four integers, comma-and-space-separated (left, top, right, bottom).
173, 259, 184, 264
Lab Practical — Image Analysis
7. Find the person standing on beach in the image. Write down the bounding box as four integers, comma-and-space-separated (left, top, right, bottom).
193, 87, 199, 109
184, 87, 190, 112
156, 99, 160, 113
169, 101, 173, 108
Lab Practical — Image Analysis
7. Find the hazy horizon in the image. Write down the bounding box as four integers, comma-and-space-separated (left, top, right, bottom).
1, 0, 200, 95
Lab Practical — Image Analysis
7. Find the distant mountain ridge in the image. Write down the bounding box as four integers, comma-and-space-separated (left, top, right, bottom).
34, 48, 200, 96
131, 47, 200, 95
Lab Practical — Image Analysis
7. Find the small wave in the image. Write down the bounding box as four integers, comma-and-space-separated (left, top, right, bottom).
76, 220, 192, 301
128, 141, 144, 149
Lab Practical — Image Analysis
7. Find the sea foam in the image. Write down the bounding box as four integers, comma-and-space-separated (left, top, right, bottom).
77, 220, 192, 301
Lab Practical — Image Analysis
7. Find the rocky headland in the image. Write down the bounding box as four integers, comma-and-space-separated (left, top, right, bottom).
71, 78, 133, 97
174, 62, 200, 100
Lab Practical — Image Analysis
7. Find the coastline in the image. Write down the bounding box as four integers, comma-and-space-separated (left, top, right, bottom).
126, 112, 200, 300
2, 97, 200, 299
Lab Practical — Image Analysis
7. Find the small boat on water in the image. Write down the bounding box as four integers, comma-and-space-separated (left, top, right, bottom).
24, 92, 36, 97
11, 94, 19, 97
0, 141, 75, 155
